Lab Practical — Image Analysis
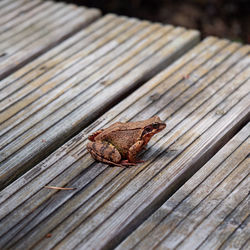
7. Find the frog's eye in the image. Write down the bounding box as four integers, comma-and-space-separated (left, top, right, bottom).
152, 123, 159, 129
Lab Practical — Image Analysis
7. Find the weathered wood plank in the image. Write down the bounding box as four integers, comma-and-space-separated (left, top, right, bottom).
0, 1, 63, 43
0, 0, 42, 26
117, 123, 249, 250
0, 1, 101, 79
0, 1, 52, 34
0, 0, 30, 17
219, 216, 250, 250
0, 16, 199, 187
0, 0, 15, 8
0, 14, 116, 94
0, 38, 248, 249
0, 0, 15, 9
0, 3, 81, 51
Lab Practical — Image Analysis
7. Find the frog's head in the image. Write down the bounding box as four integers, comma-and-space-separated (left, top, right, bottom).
141, 116, 166, 143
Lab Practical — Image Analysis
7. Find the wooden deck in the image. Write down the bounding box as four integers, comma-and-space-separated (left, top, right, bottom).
0, 1, 249, 249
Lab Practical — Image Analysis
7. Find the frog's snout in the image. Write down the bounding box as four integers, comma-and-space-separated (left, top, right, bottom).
159, 123, 166, 131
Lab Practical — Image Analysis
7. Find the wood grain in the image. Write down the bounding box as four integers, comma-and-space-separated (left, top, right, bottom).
0, 38, 248, 249
0, 15, 199, 188
0, 0, 41, 26
0, 0, 30, 17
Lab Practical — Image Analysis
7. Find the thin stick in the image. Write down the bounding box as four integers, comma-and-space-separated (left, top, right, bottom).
44, 185, 76, 190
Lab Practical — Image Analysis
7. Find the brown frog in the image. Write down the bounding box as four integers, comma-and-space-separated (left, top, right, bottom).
86, 116, 166, 167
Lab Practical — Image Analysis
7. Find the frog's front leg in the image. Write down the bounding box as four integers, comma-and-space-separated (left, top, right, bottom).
88, 129, 104, 141
87, 141, 124, 167
127, 140, 145, 163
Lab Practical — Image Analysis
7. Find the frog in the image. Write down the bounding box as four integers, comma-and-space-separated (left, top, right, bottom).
86, 116, 166, 167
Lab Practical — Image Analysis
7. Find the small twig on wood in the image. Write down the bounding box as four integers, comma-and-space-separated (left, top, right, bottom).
46, 233, 52, 238
44, 185, 76, 190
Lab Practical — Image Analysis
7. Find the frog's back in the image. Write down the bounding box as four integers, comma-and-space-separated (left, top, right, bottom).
105, 129, 141, 157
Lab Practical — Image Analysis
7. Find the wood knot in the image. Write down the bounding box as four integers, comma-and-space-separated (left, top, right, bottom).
215, 109, 225, 115
0, 52, 7, 57
149, 93, 161, 101
39, 66, 47, 71
100, 80, 111, 86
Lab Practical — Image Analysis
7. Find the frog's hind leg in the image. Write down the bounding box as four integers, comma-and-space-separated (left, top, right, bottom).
87, 141, 124, 167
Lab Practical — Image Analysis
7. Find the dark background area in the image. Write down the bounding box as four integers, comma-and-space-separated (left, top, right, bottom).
55, 0, 249, 43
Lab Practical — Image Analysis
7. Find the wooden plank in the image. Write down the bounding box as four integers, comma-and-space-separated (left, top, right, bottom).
0, 0, 30, 17
0, 0, 42, 26
0, 0, 15, 9
0, 14, 116, 93
117, 123, 250, 250
0, 0, 15, 8
0, 1, 53, 34
0, 38, 248, 249
219, 217, 250, 250
0, 3, 80, 50
0, 1, 63, 42
0, 1, 101, 79
0, 16, 200, 187
0, 15, 114, 97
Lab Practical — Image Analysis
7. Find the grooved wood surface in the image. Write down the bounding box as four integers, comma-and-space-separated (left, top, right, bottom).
117, 123, 250, 250
0, 0, 101, 80
0, 14, 199, 187
0, 37, 249, 249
